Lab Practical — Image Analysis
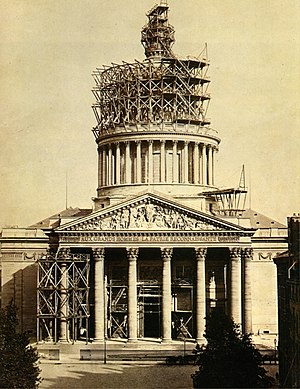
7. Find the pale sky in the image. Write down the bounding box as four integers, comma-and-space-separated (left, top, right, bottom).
0, 0, 299, 228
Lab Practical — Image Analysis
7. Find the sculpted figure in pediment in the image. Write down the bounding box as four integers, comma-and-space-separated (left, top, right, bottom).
72, 199, 223, 231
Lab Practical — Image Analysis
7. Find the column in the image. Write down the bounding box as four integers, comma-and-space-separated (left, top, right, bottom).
184, 141, 189, 183
59, 248, 70, 342
229, 248, 242, 326
148, 140, 153, 183
161, 247, 173, 342
115, 142, 121, 185
98, 146, 102, 187
102, 147, 106, 186
207, 145, 213, 186
125, 141, 131, 184
108, 145, 112, 186
212, 147, 216, 186
127, 247, 139, 342
193, 143, 199, 184
172, 141, 178, 182
93, 248, 105, 341
243, 248, 253, 334
136, 141, 142, 183
202, 144, 207, 185
160, 140, 166, 183
195, 248, 207, 342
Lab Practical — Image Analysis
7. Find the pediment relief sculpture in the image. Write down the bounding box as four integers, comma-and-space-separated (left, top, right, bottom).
66, 199, 225, 232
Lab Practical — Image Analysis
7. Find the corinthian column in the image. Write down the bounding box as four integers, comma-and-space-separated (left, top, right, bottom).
148, 140, 153, 183
125, 142, 131, 184
193, 143, 199, 184
195, 248, 207, 342
160, 140, 166, 183
98, 146, 102, 187
212, 147, 216, 186
102, 147, 106, 186
93, 248, 105, 341
207, 145, 213, 186
108, 145, 112, 186
172, 141, 178, 182
115, 142, 120, 185
202, 144, 207, 185
59, 248, 70, 342
243, 248, 253, 334
127, 247, 139, 342
184, 141, 189, 183
161, 247, 173, 342
136, 141, 142, 183
229, 248, 242, 326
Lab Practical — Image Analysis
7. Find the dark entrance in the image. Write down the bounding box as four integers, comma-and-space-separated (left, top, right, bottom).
138, 286, 161, 338
144, 296, 160, 338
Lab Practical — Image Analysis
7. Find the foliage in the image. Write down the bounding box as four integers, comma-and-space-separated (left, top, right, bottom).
0, 301, 41, 388
192, 309, 274, 388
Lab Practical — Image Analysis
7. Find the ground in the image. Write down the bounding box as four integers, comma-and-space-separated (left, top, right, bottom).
39, 362, 196, 389
37, 336, 279, 389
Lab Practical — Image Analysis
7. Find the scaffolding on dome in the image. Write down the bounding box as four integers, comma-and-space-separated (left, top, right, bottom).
92, 57, 211, 140
37, 251, 90, 343
92, 2, 211, 141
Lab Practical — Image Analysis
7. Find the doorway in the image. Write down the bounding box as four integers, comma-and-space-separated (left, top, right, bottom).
138, 286, 161, 338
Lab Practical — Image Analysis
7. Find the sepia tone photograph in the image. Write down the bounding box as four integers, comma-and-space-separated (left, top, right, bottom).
0, 0, 299, 388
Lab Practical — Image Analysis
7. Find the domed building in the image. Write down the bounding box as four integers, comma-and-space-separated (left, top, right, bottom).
0, 2, 287, 346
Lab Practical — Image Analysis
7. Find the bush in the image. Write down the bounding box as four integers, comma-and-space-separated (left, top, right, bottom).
0, 301, 41, 388
192, 309, 274, 388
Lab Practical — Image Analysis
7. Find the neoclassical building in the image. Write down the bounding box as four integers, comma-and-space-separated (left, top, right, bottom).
0, 2, 287, 344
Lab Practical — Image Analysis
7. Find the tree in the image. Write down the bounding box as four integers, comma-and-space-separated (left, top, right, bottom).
0, 301, 41, 388
192, 309, 274, 388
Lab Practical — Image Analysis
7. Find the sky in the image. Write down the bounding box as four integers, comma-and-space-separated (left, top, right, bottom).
0, 0, 299, 228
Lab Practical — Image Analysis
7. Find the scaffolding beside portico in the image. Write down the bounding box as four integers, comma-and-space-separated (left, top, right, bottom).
37, 250, 90, 343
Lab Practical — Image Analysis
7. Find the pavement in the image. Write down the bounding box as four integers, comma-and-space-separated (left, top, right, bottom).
39, 363, 196, 389
36, 335, 279, 388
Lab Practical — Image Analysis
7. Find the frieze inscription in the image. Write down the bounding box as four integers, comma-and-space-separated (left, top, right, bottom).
60, 233, 240, 243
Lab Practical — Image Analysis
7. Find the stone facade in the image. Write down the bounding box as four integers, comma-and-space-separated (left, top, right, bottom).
274, 215, 300, 387
0, 2, 287, 344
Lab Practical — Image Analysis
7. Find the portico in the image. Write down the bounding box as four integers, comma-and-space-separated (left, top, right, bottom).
51, 192, 255, 343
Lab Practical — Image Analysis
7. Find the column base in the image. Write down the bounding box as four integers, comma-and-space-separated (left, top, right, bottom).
58, 337, 69, 343
127, 338, 138, 343
195, 338, 206, 345
161, 338, 172, 343
93, 338, 105, 342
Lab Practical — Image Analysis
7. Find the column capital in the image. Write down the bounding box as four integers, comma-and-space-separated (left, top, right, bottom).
46, 248, 56, 258
93, 247, 105, 261
126, 247, 139, 261
173, 140, 178, 145
195, 247, 207, 261
135, 140, 141, 145
230, 247, 242, 260
242, 247, 253, 260
58, 247, 71, 258
161, 247, 173, 261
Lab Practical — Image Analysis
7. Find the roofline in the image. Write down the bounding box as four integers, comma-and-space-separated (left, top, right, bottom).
56, 191, 256, 233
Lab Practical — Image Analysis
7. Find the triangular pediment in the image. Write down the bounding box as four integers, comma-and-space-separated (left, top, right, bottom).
57, 193, 249, 234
